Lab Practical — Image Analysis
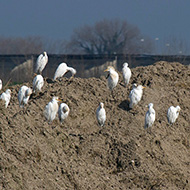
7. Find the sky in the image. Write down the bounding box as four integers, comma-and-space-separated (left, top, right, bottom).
0, 0, 190, 54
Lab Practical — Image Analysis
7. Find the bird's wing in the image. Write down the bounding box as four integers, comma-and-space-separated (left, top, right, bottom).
167, 107, 174, 122
36, 54, 43, 63
35, 54, 43, 72
18, 88, 24, 104
44, 102, 52, 119
35, 77, 44, 89
54, 64, 67, 80
129, 89, 134, 98
144, 111, 150, 127
33, 76, 38, 88
0, 92, 6, 101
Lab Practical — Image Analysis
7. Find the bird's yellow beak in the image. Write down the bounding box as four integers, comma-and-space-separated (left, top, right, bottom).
104, 68, 109, 72
142, 86, 146, 89
33, 73, 38, 78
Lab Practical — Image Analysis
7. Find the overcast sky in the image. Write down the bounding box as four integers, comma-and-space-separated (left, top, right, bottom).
0, 0, 190, 54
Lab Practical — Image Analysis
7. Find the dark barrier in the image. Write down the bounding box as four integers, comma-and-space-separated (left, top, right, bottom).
0, 54, 189, 83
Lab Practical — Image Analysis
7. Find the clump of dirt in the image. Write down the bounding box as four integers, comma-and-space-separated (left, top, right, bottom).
0, 61, 190, 189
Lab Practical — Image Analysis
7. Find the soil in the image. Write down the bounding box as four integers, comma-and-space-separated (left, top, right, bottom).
0, 61, 190, 190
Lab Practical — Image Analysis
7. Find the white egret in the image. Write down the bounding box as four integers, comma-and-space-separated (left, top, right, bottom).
129, 84, 145, 109
18, 85, 32, 108
53, 63, 76, 80
35, 51, 48, 74
144, 103, 156, 129
44, 96, 60, 123
33, 74, 44, 93
104, 66, 119, 93
167, 105, 181, 125
0, 89, 11, 108
0, 79, 2, 91
96, 102, 106, 127
122, 62, 131, 86
58, 103, 70, 124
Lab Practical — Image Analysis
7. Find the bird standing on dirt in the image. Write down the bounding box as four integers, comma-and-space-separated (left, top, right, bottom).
44, 96, 60, 124
144, 103, 156, 130
0, 79, 2, 91
33, 74, 44, 93
53, 62, 76, 80
58, 103, 70, 124
167, 105, 181, 125
0, 89, 11, 108
122, 62, 131, 87
96, 102, 106, 127
129, 84, 145, 109
18, 85, 32, 108
104, 66, 119, 97
35, 51, 48, 74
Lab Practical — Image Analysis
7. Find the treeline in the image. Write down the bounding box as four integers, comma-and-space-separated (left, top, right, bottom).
0, 19, 188, 55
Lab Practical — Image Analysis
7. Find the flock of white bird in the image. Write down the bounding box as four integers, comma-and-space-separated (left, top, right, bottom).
96, 63, 181, 129
0, 52, 181, 129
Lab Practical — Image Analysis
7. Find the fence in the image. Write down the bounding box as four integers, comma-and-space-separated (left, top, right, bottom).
0, 54, 189, 83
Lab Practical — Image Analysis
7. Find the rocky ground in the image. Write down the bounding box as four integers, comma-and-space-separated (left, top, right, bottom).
0, 61, 190, 190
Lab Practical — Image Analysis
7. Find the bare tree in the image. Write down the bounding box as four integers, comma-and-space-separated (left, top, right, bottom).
0, 36, 44, 54
66, 19, 154, 55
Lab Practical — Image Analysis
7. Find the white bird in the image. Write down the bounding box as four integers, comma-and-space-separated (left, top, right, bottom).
0, 79, 2, 91
35, 51, 48, 74
167, 105, 181, 125
96, 102, 106, 127
104, 66, 119, 91
144, 103, 156, 129
44, 96, 60, 123
58, 103, 70, 124
33, 74, 44, 93
122, 62, 131, 86
0, 89, 11, 108
53, 63, 76, 80
18, 85, 32, 108
129, 84, 145, 109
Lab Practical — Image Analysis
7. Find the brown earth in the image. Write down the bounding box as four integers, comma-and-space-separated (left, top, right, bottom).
0, 61, 190, 190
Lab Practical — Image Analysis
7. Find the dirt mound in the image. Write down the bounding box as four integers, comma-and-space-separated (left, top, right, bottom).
0, 61, 190, 189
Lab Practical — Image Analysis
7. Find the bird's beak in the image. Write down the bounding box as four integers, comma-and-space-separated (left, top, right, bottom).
104, 68, 108, 72
142, 86, 146, 89
33, 73, 38, 78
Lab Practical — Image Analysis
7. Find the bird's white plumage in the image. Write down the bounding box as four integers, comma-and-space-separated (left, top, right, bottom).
104, 66, 119, 91
58, 103, 70, 123
35, 52, 48, 74
33, 74, 44, 93
167, 105, 181, 125
122, 62, 131, 86
96, 102, 106, 127
144, 103, 156, 129
44, 97, 59, 123
129, 84, 145, 109
53, 63, 76, 80
0, 79, 2, 91
0, 89, 11, 108
18, 85, 32, 108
